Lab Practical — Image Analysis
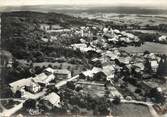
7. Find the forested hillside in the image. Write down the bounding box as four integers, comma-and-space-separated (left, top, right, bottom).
1, 11, 97, 60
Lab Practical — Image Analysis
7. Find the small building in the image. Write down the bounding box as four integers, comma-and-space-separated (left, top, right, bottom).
150, 60, 159, 72
158, 35, 167, 42
50, 25, 62, 30
40, 24, 50, 31
133, 62, 145, 72
44, 67, 55, 74
54, 69, 71, 80
71, 43, 95, 52
44, 67, 71, 80
43, 92, 61, 108
103, 65, 115, 80
80, 67, 102, 79
46, 29, 71, 33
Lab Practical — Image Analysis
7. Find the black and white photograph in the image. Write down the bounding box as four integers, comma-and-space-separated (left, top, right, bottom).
0, 0, 167, 116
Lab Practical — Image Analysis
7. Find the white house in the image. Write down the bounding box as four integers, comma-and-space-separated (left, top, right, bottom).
54, 69, 71, 79
103, 65, 115, 80
9, 78, 32, 93
150, 60, 159, 72
33, 73, 55, 84
158, 35, 167, 42
40, 24, 50, 31
43, 92, 61, 108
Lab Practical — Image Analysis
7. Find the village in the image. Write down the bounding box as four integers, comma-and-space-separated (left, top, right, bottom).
0, 11, 167, 117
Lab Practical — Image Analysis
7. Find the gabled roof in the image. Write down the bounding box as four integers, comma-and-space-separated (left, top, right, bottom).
33, 73, 55, 84
32, 73, 48, 83
54, 69, 71, 75
43, 92, 60, 107
150, 60, 158, 68
133, 62, 145, 71
103, 65, 115, 77
45, 67, 55, 73
9, 77, 32, 88
82, 67, 102, 77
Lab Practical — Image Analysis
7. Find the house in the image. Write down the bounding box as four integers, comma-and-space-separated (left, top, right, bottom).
133, 62, 145, 72
50, 25, 62, 30
108, 37, 119, 43
40, 24, 50, 31
25, 81, 41, 94
113, 29, 120, 34
9, 78, 32, 93
54, 69, 71, 80
50, 36, 57, 41
80, 67, 102, 79
43, 92, 61, 108
150, 60, 159, 72
71, 43, 95, 52
158, 35, 167, 42
125, 33, 135, 39
32, 73, 55, 84
41, 38, 49, 42
118, 57, 131, 64
103, 50, 119, 60
6, 58, 13, 68
46, 29, 71, 33
44, 67, 71, 80
103, 27, 109, 33
144, 53, 156, 60
44, 67, 55, 74
103, 65, 115, 80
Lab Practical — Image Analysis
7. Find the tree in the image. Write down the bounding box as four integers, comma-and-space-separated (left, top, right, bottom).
144, 50, 150, 55
112, 96, 121, 105
66, 81, 75, 90
93, 60, 102, 68
149, 88, 165, 104
23, 99, 37, 110
135, 88, 142, 94
94, 97, 110, 115
93, 71, 107, 82
34, 66, 43, 74
15, 90, 22, 98
0, 87, 13, 98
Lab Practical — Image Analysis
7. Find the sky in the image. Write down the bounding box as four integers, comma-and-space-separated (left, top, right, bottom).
0, 0, 167, 8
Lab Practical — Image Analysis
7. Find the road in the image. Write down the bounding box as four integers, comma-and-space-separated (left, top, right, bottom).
55, 75, 79, 88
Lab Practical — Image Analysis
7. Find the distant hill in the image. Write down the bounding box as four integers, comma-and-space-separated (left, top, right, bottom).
1, 5, 167, 15
1, 11, 87, 26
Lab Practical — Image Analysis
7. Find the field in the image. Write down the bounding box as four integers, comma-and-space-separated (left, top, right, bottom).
111, 103, 152, 117
130, 30, 167, 36
73, 12, 167, 26
120, 42, 167, 54
76, 80, 122, 98
105, 14, 167, 26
